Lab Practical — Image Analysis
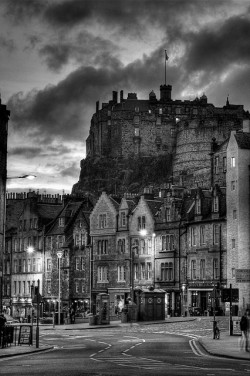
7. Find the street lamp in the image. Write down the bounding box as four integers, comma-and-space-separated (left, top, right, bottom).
57, 250, 63, 325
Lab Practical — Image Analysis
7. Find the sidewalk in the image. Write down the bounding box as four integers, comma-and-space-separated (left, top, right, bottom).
0, 317, 249, 361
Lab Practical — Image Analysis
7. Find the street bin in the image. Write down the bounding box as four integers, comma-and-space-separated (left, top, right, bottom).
55, 312, 64, 325
89, 315, 97, 326
128, 305, 138, 322
121, 311, 128, 323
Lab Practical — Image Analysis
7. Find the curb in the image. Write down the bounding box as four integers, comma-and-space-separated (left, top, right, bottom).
0, 346, 54, 359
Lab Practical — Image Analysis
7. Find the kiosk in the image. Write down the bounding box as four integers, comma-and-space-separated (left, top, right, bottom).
138, 288, 165, 321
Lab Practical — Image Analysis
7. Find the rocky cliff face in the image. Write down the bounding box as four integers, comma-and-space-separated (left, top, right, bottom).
72, 154, 172, 197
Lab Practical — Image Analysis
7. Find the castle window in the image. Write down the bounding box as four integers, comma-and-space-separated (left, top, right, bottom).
98, 240, 108, 255
159, 108, 163, 114
161, 235, 174, 251
118, 239, 125, 253
232, 238, 236, 249
231, 181, 236, 191
156, 117, 161, 125
135, 107, 139, 112
231, 157, 235, 167
193, 108, 198, 115
134, 115, 140, 124
176, 107, 181, 115
170, 128, 175, 137
138, 216, 146, 230
140, 239, 146, 254
134, 127, 140, 137
148, 109, 151, 114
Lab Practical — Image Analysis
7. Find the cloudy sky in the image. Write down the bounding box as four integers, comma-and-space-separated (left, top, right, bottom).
1, 0, 250, 194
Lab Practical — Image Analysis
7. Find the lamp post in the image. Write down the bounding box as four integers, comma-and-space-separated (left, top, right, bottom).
57, 250, 63, 325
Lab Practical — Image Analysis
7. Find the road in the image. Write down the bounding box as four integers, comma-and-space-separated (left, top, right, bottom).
0, 320, 249, 376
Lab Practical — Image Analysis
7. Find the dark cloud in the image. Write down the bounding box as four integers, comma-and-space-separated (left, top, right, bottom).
2, 0, 46, 24
39, 31, 117, 71
9, 146, 43, 158
184, 14, 250, 74
60, 162, 79, 178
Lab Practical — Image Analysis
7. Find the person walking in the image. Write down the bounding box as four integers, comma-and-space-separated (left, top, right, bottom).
240, 311, 249, 351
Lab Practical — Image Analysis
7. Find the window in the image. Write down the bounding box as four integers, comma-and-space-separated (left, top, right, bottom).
58, 236, 63, 248
233, 210, 237, 220
137, 216, 146, 230
146, 263, 152, 280
14, 281, 17, 295
59, 217, 65, 227
134, 127, 140, 136
23, 281, 26, 295
75, 257, 80, 270
47, 280, 51, 294
214, 156, 219, 174
19, 238, 22, 252
18, 259, 22, 273
18, 281, 21, 294
121, 212, 126, 227
97, 266, 108, 282
98, 239, 108, 254
213, 196, 219, 212
231, 181, 236, 191
33, 218, 38, 229
23, 259, 26, 273
213, 259, 219, 279
161, 235, 174, 251
231, 157, 235, 167
27, 259, 31, 272
134, 264, 138, 280
37, 258, 42, 272
75, 234, 80, 246
134, 115, 140, 124
14, 260, 17, 273
159, 108, 163, 115
232, 238, 236, 249
191, 227, 197, 246
118, 266, 126, 282
196, 198, 201, 215
47, 258, 52, 271
191, 260, 196, 279
200, 226, 205, 245
47, 237, 52, 249
232, 268, 235, 278
170, 128, 175, 137
99, 214, 107, 228
223, 157, 227, 172
140, 239, 146, 254
200, 259, 205, 279
166, 208, 171, 222
28, 281, 31, 294
161, 262, 173, 281
175, 107, 181, 115
30, 219, 33, 229
213, 225, 220, 245
140, 263, 146, 279
118, 239, 125, 253
81, 233, 86, 246
135, 107, 139, 113
132, 239, 139, 255
81, 257, 84, 271
14, 239, 17, 252
32, 258, 36, 272
75, 281, 79, 293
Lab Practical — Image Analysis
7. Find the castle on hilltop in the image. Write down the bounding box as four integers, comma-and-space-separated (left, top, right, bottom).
84, 84, 248, 190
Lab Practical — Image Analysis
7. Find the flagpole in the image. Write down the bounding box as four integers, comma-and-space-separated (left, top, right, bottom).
165, 50, 167, 85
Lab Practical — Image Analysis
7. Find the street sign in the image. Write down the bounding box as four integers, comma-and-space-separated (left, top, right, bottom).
221, 288, 239, 302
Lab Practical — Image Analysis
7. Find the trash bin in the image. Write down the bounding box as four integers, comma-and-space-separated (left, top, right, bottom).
89, 315, 97, 326
121, 311, 128, 323
55, 312, 64, 325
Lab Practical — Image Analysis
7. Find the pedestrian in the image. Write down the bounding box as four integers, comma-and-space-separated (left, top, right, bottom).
240, 311, 249, 351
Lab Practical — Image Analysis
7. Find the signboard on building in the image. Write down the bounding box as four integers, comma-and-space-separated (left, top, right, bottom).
221, 288, 239, 302
235, 269, 250, 282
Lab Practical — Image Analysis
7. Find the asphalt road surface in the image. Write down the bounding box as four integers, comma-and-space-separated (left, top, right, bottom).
0, 321, 249, 376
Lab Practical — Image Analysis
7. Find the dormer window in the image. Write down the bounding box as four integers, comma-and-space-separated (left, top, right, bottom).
59, 218, 65, 227
213, 195, 219, 212
195, 198, 201, 215
99, 214, 107, 228
121, 212, 126, 227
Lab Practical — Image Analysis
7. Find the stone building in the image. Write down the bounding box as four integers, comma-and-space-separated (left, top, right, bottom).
4, 192, 63, 318
45, 196, 93, 316
226, 123, 250, 314
0, 99, 10, 313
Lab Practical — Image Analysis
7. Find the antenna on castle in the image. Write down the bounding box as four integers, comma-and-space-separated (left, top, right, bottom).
165, 50, 169, 85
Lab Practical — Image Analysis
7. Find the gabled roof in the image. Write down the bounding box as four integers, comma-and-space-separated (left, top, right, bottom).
234, 132, 250, 149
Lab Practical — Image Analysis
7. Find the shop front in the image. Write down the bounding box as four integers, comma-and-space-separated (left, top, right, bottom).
11, 297, 33, 321
188, 287, 217, 316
